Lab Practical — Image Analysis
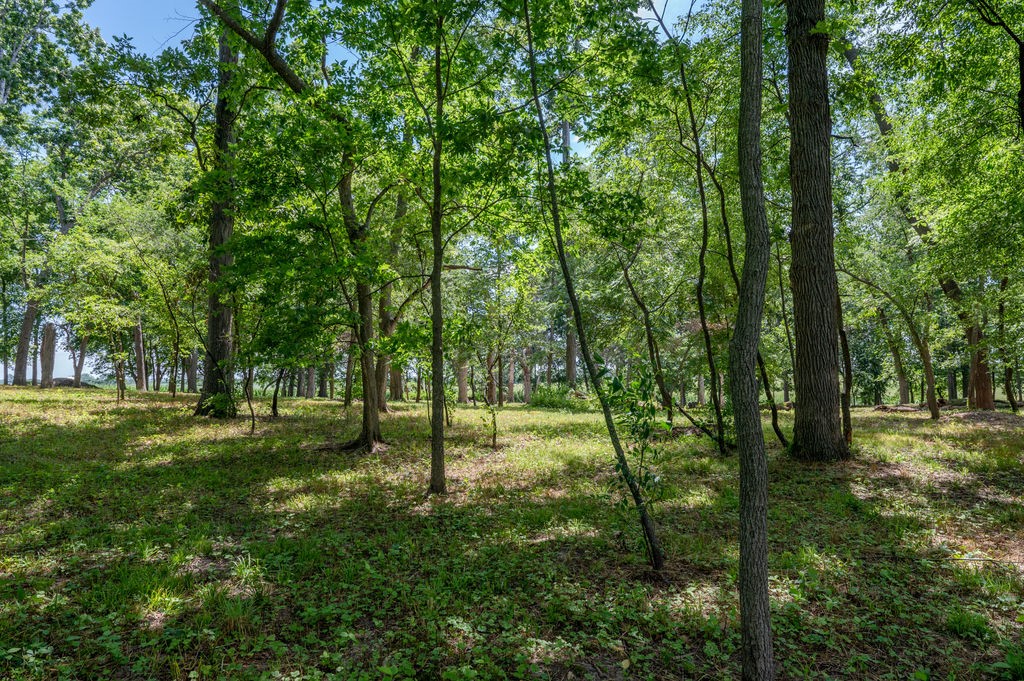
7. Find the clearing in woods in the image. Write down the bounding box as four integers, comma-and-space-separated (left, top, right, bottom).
1, 388, 1023, 679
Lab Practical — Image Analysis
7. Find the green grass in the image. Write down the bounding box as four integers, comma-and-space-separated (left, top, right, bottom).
1, 388, 1022, 679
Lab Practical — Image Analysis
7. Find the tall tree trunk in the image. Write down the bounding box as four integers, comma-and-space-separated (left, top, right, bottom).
485, 352, 495, 404
73, 335, 87, 387
999, 278, 1019, 412
565, 317, 577, 388
732, 0, 777, 666
522, 350, 532, 404
39, 323, 56, 389
319, 364, 329, 398
497, 354, 504, 407
837, 296, 853, 443
133, 322, 147, 392
306, 365, 316, 398
457, 359, 469, 403
344, 338, 354, 407
787, 0, 848, 460
355, 282, 382, 444
12, 298, 37, 386
506, 354, 515, 403
524, 0, 664, 570
947, 368, 958, 401
427, 27, 447, 493
698, 374, 706, 406
196, 34, 238, 418
187, 348, 198, 393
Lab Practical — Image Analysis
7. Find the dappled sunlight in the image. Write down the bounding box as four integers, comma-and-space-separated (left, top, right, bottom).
1, 391, 1022, 678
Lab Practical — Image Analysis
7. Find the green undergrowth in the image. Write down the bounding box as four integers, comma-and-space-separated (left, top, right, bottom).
1, 388, 1022, 680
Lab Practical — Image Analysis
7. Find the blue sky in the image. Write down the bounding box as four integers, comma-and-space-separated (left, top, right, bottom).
84, 0, 199, 55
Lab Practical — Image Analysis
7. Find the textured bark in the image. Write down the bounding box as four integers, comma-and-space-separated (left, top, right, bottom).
428, 27, 446, 494
506, 354, 515, 403
133, 322, 147, 392
318, 364, 329, 398
497, 354, 505, 407
485, 352, 496, 404
195, 35, 238, 418
39, 323, 56, 388
732, 0, 777, 666
787, 0, 848, 461
457, 359, 469, 403
306, 366, 316, 398
837, 297, 853, 442
698, 374, 706, 406
565, 318, 577, 388
73, 335, 87, 387
12, 298, 37, 386
343, 340, 354, 407
187, 349, 198, 393
947, 368, 958, 401
999, 279, 1019, 412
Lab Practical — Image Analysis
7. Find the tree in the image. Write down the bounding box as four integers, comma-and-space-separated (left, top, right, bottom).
786, 0, 849, 461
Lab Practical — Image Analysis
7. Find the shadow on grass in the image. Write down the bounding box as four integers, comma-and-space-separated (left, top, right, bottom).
0, 391, 1021, 679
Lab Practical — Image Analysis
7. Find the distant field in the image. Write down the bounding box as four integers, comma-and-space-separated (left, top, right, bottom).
1, 388, 1022, 680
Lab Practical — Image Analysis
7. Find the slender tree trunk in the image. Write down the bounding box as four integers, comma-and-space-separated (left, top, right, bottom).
996, 280, 1018, 412
506, 354, 515, 403
497, 354, 505, 407
187, 349, 198, 393
272, 368, 283, 417
787, 0, 848, 460
698, 374, 706, 406
524, 0, 664, 570
457, 359, 469, 403
837, 296, 853, 443
947, 368, 958, 401
196, 35, 238, 417
306, 365, 316, 398
343, 338, 354, 407
522, 350, 532, 404
74, 335, 87, 387
732, 0, 777, 665
485, 352, 495, 404
133, 322, 147, 392
427, 36, 447, 492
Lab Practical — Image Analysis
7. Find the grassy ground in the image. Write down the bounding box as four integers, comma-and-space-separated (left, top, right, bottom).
1, 387, 1022, 680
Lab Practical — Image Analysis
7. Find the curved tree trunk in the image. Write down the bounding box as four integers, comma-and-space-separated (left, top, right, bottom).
732, 0, 777, 666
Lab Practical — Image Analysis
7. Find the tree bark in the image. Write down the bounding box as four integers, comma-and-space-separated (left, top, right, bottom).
427, 25, 447, 493
12, 298, 37, 386
787, 0, 848, 460
196, 34, 238, 417
133, 322, 147, 392
39, 323, 56, 389
522, 349, 532, 403
457, 359, 469, 403
74, 335, 87, 387
732, 0, 777, 666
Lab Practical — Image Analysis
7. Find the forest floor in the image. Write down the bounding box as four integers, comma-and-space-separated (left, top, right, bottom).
1, 388, 1023, 681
